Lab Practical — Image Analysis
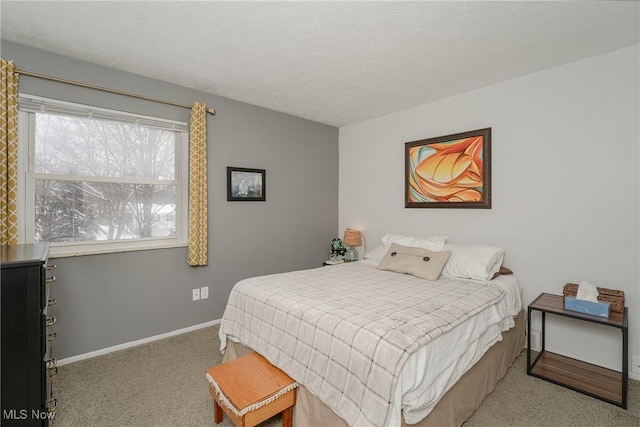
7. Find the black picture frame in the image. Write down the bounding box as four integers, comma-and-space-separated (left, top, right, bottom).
227, 167, 266, 201
405, 128, 491, 209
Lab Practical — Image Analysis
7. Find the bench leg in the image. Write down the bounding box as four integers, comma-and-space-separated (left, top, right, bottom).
281, 407, 292, 427
214, 399, 224, 424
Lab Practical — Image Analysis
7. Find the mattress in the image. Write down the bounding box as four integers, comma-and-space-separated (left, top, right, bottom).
219, 261, 522, 426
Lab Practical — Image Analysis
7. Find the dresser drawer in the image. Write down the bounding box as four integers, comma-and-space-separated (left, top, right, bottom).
1, 243, 53, 426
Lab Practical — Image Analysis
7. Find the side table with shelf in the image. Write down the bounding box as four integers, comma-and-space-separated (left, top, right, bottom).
527, 293, 628, 409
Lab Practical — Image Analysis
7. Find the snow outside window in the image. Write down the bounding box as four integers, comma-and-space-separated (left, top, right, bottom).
18, 95, 189, 257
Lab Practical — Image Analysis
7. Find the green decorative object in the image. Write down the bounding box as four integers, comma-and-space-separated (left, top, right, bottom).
330, 238, 346, 260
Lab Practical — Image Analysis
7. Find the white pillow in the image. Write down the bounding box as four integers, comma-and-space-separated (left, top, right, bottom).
441, 243, 504, 281
380, 234, 447, 252
364, 244, 388, 261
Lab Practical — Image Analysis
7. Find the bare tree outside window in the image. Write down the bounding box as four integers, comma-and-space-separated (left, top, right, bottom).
32, 113, 181, 243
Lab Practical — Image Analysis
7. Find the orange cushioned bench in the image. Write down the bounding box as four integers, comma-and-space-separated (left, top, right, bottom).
206, 352, 298, 427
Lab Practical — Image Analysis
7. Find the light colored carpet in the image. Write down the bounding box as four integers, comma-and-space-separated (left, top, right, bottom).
51, 324, 639, 427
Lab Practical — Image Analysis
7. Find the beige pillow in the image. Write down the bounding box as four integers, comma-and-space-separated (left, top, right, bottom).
377, 243, 451, 281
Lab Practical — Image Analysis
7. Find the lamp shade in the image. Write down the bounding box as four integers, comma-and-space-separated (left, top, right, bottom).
343, 229, 362, 247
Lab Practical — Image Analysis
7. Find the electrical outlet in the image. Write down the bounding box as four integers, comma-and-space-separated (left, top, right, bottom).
192, 288, 200, 301
633, 355, 640, 375
200, 286, 209, 299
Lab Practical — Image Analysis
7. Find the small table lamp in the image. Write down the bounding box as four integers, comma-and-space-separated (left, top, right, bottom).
343, 229, 362, 262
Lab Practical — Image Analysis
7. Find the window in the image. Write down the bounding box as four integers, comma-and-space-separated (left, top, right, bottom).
19, 95, 188, 256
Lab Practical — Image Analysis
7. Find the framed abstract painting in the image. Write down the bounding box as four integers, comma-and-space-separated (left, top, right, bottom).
405, 128, 491, 209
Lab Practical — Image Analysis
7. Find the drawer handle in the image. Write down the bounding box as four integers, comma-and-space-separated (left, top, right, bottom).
46, 358, 57, 369
49, 398, 58, 412
49, 366, 58, 377
47, 298, 57, 306
46, 276, 56, 284
48, 332, 57, 342
46, 264, 57, 271
46, 317, 57, 327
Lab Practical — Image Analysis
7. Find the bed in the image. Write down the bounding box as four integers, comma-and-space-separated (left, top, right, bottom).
219, 236, 524, 427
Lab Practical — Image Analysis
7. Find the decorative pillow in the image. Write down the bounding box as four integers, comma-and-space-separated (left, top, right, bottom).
441, 243, 504, 281
380, 234, 447, 252
377, 243, 451, 281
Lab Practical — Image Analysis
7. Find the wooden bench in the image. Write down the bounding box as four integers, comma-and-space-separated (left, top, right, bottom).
206, 352, 298, 427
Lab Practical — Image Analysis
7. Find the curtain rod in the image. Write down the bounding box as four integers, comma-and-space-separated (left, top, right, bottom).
14, 68, 216, 116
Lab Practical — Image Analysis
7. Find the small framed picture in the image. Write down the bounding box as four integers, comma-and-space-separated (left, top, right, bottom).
227, 167, 265, 201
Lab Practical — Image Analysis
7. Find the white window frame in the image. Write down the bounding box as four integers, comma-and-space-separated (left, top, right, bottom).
18, 95, 189, 258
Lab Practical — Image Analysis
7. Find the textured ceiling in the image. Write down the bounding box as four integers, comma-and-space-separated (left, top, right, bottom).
1, 1, 638, 127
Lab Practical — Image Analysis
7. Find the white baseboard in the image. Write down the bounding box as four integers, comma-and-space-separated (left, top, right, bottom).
57, 318, 222, 366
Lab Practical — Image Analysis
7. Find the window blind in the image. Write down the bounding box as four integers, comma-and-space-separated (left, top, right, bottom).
19, 94, 188, 132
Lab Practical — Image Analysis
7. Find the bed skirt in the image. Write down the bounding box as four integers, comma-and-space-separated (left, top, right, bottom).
223, 309, 526, 426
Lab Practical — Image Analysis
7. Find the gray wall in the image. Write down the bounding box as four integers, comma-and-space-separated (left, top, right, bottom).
1, 41, 339, 359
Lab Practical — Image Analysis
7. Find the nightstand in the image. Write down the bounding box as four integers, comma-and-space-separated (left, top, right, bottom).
527, 293, 628, 408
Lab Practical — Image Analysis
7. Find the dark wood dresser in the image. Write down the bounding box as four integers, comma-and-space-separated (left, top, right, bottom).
1, 243, 58, 426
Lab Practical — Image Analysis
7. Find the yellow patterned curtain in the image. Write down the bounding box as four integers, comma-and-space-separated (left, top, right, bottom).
187, 102, 208, 266
0, 59, 19, 245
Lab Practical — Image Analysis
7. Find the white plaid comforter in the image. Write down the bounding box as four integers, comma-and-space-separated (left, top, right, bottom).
220, 262, 505, 427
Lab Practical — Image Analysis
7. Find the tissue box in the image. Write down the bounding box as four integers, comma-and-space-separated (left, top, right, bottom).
562, 283, 625, 313
564, 296, 611, 318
